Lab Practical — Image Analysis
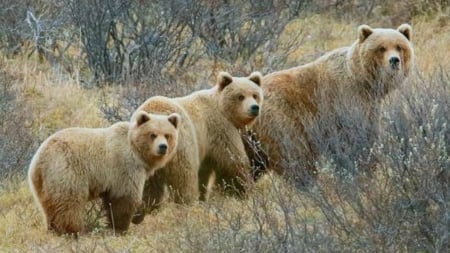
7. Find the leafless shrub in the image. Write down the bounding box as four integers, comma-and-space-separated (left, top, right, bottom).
158, 70, 449, 253
162, 180, 341, 253
0, 0, 80, 79
0, 1, 69, 59
65, 0, 311, 84
184, 0, 308, 65
242, 128, 270, 181
1, 0, 310, 85
64, 0, 200, 84
306, 70, 450, 251
65, 0, 130, 83
0, 0, 29, 55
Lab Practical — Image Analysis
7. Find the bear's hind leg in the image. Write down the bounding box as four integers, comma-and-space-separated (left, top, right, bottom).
199, 164, 215, 201
44, 197, 85, 235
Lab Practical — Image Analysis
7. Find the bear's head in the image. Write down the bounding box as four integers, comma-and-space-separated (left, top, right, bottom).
129, 111, 180, 172
351, 24, 414, 96
217, 71, 264, 129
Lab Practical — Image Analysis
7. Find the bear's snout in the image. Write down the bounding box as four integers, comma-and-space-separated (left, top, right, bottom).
158, 143, 168, 155
389, 56, 400, 69
249, 104, 260, 116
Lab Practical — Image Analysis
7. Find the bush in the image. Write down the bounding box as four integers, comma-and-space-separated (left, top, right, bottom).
308, 70, 450, 251
65, 0, 201, 84
63, 0, 310, 84
0, 0, 68, 61
159, 70, 450, 253
184, 0, 307, 64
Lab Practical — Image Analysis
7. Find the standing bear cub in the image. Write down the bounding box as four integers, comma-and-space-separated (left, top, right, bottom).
28, 111, 180, 235
254, 24, 414, 179
132, 71, 263, 223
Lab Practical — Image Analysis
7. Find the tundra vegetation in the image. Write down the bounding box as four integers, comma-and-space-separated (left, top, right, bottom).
0, 0, 449, 252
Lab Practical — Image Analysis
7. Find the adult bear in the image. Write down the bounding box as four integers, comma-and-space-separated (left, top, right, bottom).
254, 24, 414, 182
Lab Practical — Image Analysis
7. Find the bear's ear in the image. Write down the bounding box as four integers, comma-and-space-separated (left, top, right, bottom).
135, 111, 151, 127
397, 24, 412, 41
248, 71, 263, 86
358, 24, 373, 42
217, 71, 233, 91
167, 113, 180, 129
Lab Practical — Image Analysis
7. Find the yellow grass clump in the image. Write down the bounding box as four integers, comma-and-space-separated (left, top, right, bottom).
1, 55, 108, 140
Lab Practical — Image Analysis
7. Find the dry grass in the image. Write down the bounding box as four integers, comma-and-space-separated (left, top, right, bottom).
0, 174, 322, 252
277, 12, 450, 71
0, 11, 449, 253
1, 55, 108, 134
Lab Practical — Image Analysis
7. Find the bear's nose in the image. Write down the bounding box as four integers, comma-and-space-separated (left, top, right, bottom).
389, 56, 400, 67
250, 105, 259, 116
158, 144, 167, 155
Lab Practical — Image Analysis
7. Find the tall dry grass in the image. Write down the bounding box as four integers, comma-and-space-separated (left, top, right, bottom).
0, 56, 107, 177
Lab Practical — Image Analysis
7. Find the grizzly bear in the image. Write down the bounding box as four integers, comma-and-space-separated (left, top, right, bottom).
131, 71, 263, 223
253, 24, 414, 181
28, 111, 180, 235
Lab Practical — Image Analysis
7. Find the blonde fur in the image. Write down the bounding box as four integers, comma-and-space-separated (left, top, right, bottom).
131, 72, 264, 223
254, 24, 414, 176
28, 112, 180, 234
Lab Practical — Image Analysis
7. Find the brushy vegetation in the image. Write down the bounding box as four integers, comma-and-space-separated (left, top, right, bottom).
0, 0, 449, 252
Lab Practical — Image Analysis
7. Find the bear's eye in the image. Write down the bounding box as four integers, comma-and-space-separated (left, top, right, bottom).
150, 133, 157, 140
253, 94, 258, 99
378, 46, 386, 53
238, 95, 245, 101
396, 45, 402, 51
164, 134, 170, 139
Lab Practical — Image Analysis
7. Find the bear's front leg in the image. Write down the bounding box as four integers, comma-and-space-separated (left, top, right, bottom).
214, 138, 252, 198
132, 172, 166, 224
162, 153, 200, 205
103, 195, 139, 233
